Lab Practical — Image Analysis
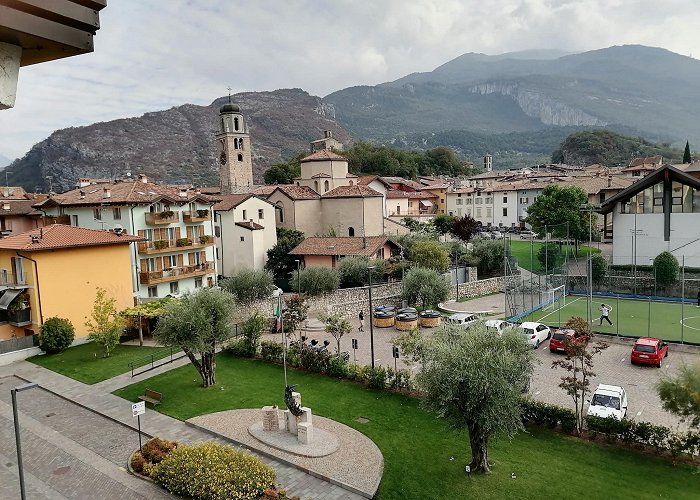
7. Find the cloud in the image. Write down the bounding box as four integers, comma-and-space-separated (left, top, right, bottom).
0, 0, 699, 158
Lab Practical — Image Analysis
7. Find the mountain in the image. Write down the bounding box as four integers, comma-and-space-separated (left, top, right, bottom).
326, 45, 700, 148
0, 154, 12, 169
6, 89, 350, 192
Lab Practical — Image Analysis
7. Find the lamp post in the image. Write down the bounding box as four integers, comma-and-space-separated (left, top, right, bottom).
368, 265, 376, 368
580, 204, 598, 330
295, 259, 301, 295
11, 382, 37, 500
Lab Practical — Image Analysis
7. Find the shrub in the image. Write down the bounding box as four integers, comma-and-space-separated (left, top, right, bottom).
291, 267, 340, 296
337, 256, 384, 288
327, 355, 349, 378
131, 452, 146, 474
408, 239, 449, 272
365, 365, 388, 389
152, 442, 275, 500
239, 312, 267, 357
219, 270, 274, 304
401, 267, 450, 308
142, 437, 178, 465
591, 253, 608, 285
653, 251, 679, 288
176, 237, 191, 247
298, 346, 330, 373
39, 317, 75, 353
153, 239, 169, 249
224, 339, 249, 358
260, 341, 283, 362
519, 399, 576, 431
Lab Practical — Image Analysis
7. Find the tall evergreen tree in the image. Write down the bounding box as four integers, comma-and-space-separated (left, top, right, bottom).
683, 141, 692, 163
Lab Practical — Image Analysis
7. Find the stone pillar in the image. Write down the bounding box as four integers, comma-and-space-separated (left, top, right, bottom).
300, 407, 312, 426
0, 42, 22, 110
285, 410, 298, 435
262, 406, 280, 431
297, 422, 313, 444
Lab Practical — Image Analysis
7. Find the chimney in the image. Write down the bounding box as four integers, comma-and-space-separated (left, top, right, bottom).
324, 130, 332, 138
103, 187, 111, 199
78, 178, 91, 188
608, 176, 612, 188
179, 188, 188, 198
195, 187, 201, 194
80, 190, 85, 199
138, 174, 148, 184
2, 203, 9, 211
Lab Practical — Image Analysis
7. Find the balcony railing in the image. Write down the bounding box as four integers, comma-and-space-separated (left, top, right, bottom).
0, 270, 27, 286
183, 210, 211, 223
145, 211, 179, 225
8, 308, 31, 326
139, 261, 215, 285
43, 215, 70, 225
137, 237, 216, 255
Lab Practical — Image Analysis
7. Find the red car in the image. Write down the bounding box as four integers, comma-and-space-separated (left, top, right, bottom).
631, 337, 668, 367
549, 328, 588, 354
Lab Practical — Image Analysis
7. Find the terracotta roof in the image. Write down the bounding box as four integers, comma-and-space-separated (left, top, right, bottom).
300, 150, 348, 162
289, 236, 394, 257
420, 182, 449, 190
0, 224, 143, 251
198, 186, 223, 194
213, 194, 253, 211
346, 173, 358, 178
628, 156, 663, 168
357, 175, 379, 186
0, 187, 30, 200
0, 199, 45, 216
34, 181, 217, 208
272, 185, 320, 200
235, 221, 264, 230
449, 187, 476, 194
252, 185, 280, 197
322, 185, 382, 198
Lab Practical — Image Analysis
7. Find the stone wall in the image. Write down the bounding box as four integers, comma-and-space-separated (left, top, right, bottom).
447, 276, 510, 301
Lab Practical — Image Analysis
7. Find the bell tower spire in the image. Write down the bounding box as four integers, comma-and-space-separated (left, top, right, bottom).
216, 92, 253, 194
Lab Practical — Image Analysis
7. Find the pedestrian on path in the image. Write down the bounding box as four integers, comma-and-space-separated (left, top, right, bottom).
358, 310, 364, 332
599, 303, 613, 326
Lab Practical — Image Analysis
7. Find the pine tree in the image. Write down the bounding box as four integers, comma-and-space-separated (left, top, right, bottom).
683, 141, 692, 163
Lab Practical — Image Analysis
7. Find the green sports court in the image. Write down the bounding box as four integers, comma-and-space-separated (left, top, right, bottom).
517, 294, 700, 344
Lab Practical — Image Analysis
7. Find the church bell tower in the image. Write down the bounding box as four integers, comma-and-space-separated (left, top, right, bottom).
216, 97, 253, 194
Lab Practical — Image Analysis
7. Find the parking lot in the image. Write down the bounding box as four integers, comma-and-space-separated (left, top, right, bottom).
264, 317, 700, 430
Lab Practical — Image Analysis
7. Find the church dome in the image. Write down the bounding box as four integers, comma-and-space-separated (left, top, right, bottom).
220, 102, 240, 113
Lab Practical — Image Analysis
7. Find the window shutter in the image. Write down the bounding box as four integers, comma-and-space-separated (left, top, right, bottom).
186, 226, 193, 241
156, 257, 163, 271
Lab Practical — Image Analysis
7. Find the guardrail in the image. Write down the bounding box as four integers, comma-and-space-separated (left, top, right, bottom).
127, 346, 185, 377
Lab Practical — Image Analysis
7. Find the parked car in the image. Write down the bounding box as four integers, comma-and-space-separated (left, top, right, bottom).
587, 384, 627, 421
520, 230, 536, 239
519, 321, 551, 348
484, 319, 515, 335
446, 313, 479, 329
630, 337, 668, 368
549, 328, 589, 353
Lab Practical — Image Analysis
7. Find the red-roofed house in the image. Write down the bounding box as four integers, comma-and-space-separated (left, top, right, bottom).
0, 225, 143, 341
289, 236, 401, 268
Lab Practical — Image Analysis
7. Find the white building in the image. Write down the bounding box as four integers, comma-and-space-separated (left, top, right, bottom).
35, 177, 218, 301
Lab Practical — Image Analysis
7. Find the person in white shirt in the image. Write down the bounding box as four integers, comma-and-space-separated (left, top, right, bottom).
599, 303, 613, 326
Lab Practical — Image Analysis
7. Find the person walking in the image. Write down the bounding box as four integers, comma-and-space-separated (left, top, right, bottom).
358, 310, 364, 332
599, 303, 613, 326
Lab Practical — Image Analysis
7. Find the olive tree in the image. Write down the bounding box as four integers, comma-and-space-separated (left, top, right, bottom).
657, 363, 700, 428
401, 267, 450, 308
395, 323, 535, 473
408, 239, 449, 272
219, 269, 274, 304
336, 256, 384, 288
291, 266, 340, 296
154, 288, 237, 387
320, 312, 352, 354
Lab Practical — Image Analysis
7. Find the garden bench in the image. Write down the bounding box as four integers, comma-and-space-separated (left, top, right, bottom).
138, 389, 162, 406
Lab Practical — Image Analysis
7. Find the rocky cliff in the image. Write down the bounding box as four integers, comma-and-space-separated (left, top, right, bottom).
7, 89, 351, 192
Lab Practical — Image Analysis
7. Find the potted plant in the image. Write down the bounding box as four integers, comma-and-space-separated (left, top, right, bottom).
196, 209, 209, 218
176, 237, 191, 247
199, 235, 212, 244
159, 210, 175, 219
153, 240, 169, 250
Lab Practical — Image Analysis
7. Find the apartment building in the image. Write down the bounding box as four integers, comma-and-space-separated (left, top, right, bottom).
34, 177, 218, 301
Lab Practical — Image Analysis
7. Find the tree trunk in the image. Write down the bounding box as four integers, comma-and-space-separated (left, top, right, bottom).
199, 350, 216, 387
468, 424, 491, 473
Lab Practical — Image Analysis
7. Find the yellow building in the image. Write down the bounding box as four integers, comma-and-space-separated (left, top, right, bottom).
0, 224, 142, 340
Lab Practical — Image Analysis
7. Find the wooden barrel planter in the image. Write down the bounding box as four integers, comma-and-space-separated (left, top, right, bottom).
397, 307, 417, 315
418, 310, 442, 328
373, 310, 395, 328
395, 312, 418, 331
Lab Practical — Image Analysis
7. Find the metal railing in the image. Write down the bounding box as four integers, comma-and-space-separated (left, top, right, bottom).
127, 346, 186, 377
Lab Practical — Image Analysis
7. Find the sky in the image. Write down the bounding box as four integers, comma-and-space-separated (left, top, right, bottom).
1, 0, 699, 160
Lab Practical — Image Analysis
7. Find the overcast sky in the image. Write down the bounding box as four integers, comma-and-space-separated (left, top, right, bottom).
1, 0, 698, 160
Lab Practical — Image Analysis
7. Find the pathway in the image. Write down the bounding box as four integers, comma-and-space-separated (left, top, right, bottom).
0, 358, 364, 499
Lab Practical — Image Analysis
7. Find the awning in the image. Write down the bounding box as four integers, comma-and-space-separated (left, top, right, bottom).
420, 200, 434, 207
0, 289, 22, 310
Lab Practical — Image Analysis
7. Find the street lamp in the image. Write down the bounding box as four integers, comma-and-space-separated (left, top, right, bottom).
295, 259, 301, 295
580, 204, 598, 329
11, 382, 37, 500
368, 265, 376, 368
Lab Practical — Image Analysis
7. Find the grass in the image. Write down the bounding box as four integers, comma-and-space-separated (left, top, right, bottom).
509, 240, 600, 273
114, 356, 700, 499
28, 342, 174, 384
522, 295, 700, 343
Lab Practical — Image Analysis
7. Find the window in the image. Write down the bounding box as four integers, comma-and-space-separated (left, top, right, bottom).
148, 286, 158, 298
71, 215, 78, 226
195, 278, 203, 288
503, 208, 508, 216
214, 225, 221, 237
93, 208, 101, 220
242, 210, 247, 220
486, 208, 492, 217
258, 209, 264, 219
164, 255, 177, 268
599, 192, 606, 204
324, 180, 329, 192
113, 207, 121, 220
237, 153, 243, 162
475, 198, 482, 205
240, 236, 245, 242
170, 282, 179, 294
348, 227, 355, 237
234, 117, 239, 130
503, 196, 508, 203
441, 198, 444, 203
314, 180, 319, 191
476, 208, 482, 217
485, 197, 492, 204
396, 205, 401, 214
456, 199, 463, 205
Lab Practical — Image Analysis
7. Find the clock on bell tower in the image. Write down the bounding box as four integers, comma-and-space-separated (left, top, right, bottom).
215, 95, 253, 194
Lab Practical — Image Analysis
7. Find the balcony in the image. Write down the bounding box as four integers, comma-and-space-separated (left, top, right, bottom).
139, 261, 215, 285
43, 215, 70, 225
137, 237, 216, 255
8, 308, 31, 327
145, 211, 179, 225
183, 210, 211, 223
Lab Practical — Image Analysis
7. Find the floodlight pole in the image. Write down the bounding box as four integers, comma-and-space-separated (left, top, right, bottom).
295, 259, 301, 295
368, 266, 376, 369
11, 382, 37, 500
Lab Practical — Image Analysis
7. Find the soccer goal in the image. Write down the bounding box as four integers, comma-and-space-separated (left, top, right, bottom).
542, 285, 566, 311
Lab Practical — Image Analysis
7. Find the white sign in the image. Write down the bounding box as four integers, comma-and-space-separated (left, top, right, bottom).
132, 401, 145, 417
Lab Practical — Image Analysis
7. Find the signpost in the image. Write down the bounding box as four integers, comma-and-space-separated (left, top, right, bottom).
351, 338, 358, 364
132, 401, 145, 453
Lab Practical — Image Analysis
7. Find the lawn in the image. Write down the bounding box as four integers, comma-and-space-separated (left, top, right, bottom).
28, 342, 174, 384
509, 240, 599, 273
521, 294, 700, 343
114, 356, 700, 500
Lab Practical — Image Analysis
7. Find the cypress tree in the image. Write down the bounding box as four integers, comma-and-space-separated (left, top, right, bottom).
683, 140, 692, 163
